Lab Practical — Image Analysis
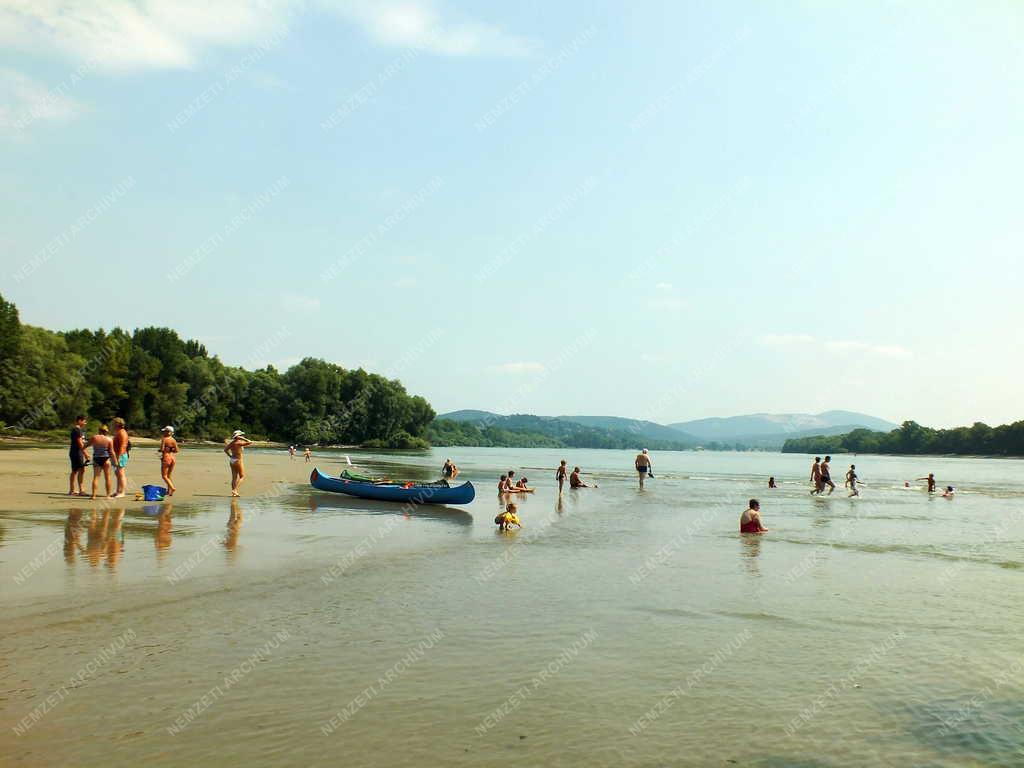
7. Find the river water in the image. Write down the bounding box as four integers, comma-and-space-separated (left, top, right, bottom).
2, 447, 1022, 767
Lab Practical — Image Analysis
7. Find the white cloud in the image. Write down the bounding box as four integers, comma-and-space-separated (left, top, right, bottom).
655, 282, 673, 290
647, 295, 686, 312
0, 68, 81, 130
489, 361, 545, 374
0, 0, 295, 71
0, 1, 530, 71
826, 340, 911, 358
760, 333, 816, 346
280, 292, 321, 314
332, 0, 534, 57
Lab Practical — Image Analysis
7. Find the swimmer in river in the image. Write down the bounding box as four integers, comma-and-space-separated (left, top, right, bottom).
916, 473, 937, 493
768, 476, 777, 489
740, 499, 768, 533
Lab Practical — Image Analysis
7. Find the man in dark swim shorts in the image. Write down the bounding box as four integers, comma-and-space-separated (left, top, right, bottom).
68, 415, 88, 495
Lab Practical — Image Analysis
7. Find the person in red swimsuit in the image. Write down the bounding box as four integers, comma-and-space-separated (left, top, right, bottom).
740, 499, 768, 533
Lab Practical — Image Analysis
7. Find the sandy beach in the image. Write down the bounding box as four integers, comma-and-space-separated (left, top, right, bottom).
0, 444, 318, 512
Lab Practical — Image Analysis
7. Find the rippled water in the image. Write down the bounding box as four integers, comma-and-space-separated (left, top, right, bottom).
2, 448, 1023, 767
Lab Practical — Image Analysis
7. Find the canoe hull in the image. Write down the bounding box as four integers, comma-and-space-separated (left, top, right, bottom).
309, 468, 475, 505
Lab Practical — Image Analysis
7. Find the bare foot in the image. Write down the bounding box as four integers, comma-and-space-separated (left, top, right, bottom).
112, 493, 125, 498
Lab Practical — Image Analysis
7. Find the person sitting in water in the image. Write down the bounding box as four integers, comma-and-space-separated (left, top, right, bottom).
768, 476, 777, 489
569, 467, 590, 488
942, 485, 955, 498
740, 499, 768, 533
515, 476, 533, 491
495, 503, 522, 531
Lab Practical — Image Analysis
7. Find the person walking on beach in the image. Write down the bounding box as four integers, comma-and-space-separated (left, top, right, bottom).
304, 446, 312, 463
158, 426, 178, 497
916, 473, 937, 493
820, 456, 836, 495
740, 499, 768, 533
556, 460, 568, 494
68, 415, 88, 496
810, 457, 822, 495
225, 430, 253, 497
289, 445, 296, 460
88, 425, 114, 499
845, 464, 860, 497
111, 417, 130, 498
635, 449, 652, 489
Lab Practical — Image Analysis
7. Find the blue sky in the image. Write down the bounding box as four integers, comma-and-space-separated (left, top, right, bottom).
2, 1, 1021, 428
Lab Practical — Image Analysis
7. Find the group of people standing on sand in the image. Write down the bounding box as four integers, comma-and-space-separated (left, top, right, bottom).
68, 415, 134, 499
66, 415, 258, 499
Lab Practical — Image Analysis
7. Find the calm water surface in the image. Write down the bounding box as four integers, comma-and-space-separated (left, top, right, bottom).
2, 448, 1023, 767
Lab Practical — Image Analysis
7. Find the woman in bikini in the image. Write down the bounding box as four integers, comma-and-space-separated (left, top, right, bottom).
224, 430, 253, 497
158, 426, 178, 496
556, 460, 568, 494
740, 499, 768, 533
88, 425, 114, 499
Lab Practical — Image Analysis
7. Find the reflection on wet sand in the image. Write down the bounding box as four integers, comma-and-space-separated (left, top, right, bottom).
740, 534, 762, 577
85, 508, 125, 569
64, 509, 84, 563
155, 506, 173, 559
226, 499, 243, 554
305, 494, 473, 526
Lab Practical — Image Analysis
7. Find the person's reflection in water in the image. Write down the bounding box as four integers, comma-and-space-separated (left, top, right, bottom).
105, 509, 126, 569
86, 509, 109, 566
155, 505, 173, 560
740, 534, 762, 578
64, 509, 84, 563
556, 495, 565, 515
225, 499, 243, 555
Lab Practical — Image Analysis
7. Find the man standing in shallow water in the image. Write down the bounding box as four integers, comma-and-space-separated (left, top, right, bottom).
634, 449, 652, 489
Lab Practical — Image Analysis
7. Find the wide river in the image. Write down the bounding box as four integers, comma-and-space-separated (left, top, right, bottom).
2, 447, 1022, 767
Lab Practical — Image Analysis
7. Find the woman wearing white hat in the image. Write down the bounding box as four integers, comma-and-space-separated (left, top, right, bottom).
224, 430, 253, 497
158, 426, 179, 496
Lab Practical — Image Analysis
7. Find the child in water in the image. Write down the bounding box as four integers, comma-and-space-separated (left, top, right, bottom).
495, 503, 522, 531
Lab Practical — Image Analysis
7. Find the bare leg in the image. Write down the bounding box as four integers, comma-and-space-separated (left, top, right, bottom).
104, 465, 112, 497
91, 468, 100, 499
162, 461, 176, 495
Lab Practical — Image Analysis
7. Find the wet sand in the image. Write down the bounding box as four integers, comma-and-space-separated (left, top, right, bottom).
0, 445, 318, 511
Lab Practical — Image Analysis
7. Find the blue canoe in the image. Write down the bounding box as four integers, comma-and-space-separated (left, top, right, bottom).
309, 468, 475, 505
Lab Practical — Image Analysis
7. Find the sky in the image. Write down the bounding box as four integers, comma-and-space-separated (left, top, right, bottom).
1, 1, 1022, 429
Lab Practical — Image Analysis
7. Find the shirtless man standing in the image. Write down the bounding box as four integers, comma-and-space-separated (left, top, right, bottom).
820, 455, 836, 495
810, 457, 822, 495
635, 449, 652, 489
225, 430, 254, 497
68, 415, 88, 496
111, 417, 130, 498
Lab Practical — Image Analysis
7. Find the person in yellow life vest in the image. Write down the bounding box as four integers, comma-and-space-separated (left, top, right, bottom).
494, 502, 522, 531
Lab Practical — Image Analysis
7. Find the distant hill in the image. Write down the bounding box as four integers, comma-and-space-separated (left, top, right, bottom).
669, 411, 897, 447
558, 415, 701, 444
433, 409, 897, 451
431, 412, 697, 451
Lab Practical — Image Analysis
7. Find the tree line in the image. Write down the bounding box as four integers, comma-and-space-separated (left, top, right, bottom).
781, 419, 1024, 456
0, 294, 434, 447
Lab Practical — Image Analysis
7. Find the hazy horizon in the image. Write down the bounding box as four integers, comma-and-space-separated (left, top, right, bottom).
3, 2, 1021, 429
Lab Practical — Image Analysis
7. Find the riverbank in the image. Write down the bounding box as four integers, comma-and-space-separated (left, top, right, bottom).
0, 446, 321, 512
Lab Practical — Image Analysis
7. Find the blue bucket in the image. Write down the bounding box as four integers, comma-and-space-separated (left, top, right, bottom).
141, 484, 167, 502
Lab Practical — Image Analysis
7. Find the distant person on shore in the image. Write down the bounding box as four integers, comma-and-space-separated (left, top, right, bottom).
88, 425, 114, 499
158, 426, 178, 496
111, 417, 130, 498
740, 499, 768, 533
495, 502, 521, 531
225, 430, 253, 497
768, 476, 777, 489
304, 446, 312, 463
917, 473, 937, 493
810, 457, 822, 495
442, 459, 458, 479
289, 445, 296, 460
845, 464, 860, 497
556, 460, 568, 494
635, 449, 652, 489
68, 415, 88, 496
820, 456, 836, 495
570, 467, 595, 488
